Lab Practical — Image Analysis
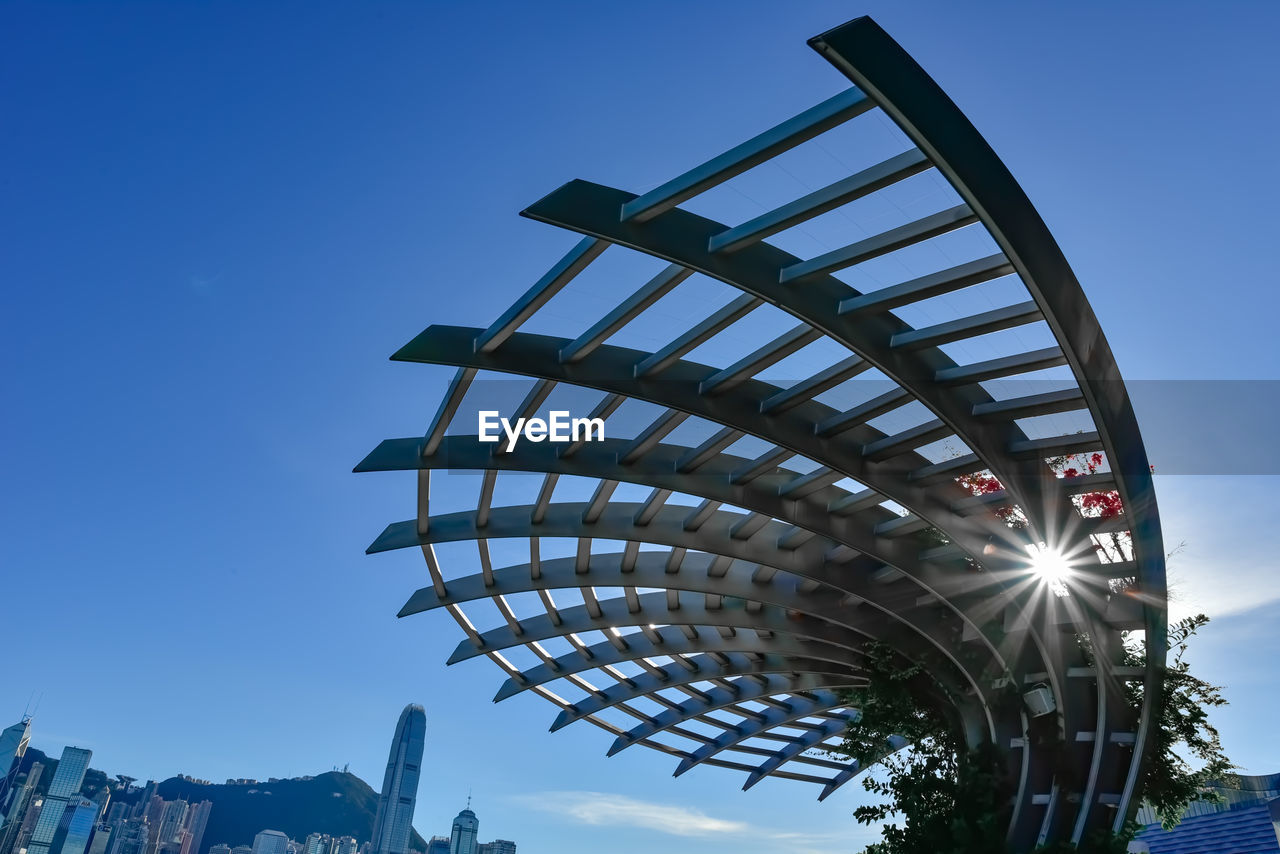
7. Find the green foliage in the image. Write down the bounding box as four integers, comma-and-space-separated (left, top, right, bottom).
1130, 614, 1236, 828
831, 644, 1012, 854
832, 614, 1233, 852
855, 741, 1012, 854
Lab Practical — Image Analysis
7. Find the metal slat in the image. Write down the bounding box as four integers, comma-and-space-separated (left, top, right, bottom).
634, 294, 762, 377
475, 237, 608, 353
971, 387, 1086, 419
700, 324, 822, 395
759, 355, 867, 414
933, 347, 1067, 385
779, 204, 977, 283
890, 301, 1042, 350
814, 388, 911, 438
708, 148, 931, 253
621, 88, 874, 223
839, 253, 1014, 314
559, 264, 693, 363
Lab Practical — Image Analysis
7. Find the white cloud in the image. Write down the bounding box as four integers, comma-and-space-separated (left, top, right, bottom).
511, 790, 870, 851
1154, 475, 1280, 621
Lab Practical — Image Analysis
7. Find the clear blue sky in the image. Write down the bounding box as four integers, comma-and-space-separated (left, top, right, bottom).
3, 2, 1278, 853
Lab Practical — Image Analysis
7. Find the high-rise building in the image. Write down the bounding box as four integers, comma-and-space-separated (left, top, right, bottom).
330, 838, 355, 854
207, 844, 230, 854
251, 831, 288, 854
104, 819, 148, 854
302, 835, 326, 854
369, 705, 425, 854
10, 791, 45, 854
476, 842, 514, 854
447, 808, 477, 854
424, 839, 449, 854
155, 802, 187, 851
0, 763, 42, 854
181, 802, 210, 854
85, 824, 112, 854
27, 747, 92, 854
0, 719, 31, 821
48, 797, 97, 854
88, 792, 109, 824
228, 845, 251, 854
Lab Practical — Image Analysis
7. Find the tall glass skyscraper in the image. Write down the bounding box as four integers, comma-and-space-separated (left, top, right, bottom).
0, 718, 31, 818
447, 806, 477, 854
48, 797, 97, 854
369, 705, 425, 854
27, 746, 92, 854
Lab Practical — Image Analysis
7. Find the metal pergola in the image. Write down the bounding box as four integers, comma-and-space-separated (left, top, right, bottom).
358, 16, 1166, 849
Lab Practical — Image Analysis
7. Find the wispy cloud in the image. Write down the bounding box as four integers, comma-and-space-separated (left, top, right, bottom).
510, 790, 872, 852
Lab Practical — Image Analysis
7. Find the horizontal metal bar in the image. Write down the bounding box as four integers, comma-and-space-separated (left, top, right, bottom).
971, 387, 1085, 419
779, 204, 976, 283
730, 447, 793, 484
861, 419, 951, 461
826, 488, 884, 516
676, 427, 742, 473
621, 87, 874, 223
559, 264, 693, 363
759, 355, 867, 414
1008, 432, 1102, 460
890, 300, 1041, 350
933, 347, 1066, 385
909, 453, 982, 483
813, 388, 911, 437
873, 513, 931, 537
634, 293, 762, 377
839, 253, 1013, 315
475, 237, 608, 353
700, 324, 822, 395
708, 148, 930, 253
777, 466, 842, 499
620, 409, 690, 464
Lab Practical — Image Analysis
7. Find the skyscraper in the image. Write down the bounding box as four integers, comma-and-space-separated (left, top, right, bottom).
181, 802, 211, 854
250, 831, 288, 854
27, 747, 92, 854
49, 797, 97, 854
0, 762, 41, 854
0, 719, 31, 821
447, 807, 476, 854
369, 705, 424, 854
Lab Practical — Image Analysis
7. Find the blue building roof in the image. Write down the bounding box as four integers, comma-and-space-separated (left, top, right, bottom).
1135, 799, 1280, 853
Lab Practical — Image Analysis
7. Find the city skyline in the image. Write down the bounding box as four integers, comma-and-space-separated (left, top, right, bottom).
4, 2, 1279, 852
0, 714, 519, 854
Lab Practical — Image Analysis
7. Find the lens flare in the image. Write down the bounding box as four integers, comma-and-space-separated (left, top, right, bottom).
1027, 544, 1073, 596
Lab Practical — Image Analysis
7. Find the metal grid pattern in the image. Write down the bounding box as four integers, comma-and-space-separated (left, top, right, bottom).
358, 16, 1166, 849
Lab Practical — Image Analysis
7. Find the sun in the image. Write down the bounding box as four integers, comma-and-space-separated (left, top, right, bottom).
1027, 544, 1074, 596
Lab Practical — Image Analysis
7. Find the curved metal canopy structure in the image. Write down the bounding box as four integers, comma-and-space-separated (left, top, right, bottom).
359, 16, 1166, 849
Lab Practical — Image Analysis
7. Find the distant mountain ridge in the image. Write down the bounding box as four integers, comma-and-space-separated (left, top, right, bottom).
13, 751, 426, 854
149, 772, 428, 854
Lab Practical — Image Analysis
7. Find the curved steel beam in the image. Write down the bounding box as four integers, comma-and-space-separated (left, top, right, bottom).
807, 18, 1166, 838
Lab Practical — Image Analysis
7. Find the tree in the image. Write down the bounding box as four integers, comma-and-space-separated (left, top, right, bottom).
827, 455, 1233, 851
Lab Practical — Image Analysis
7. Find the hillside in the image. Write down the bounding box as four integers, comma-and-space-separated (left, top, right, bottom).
147, 772, 427, 854
11, 752, 426, 854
